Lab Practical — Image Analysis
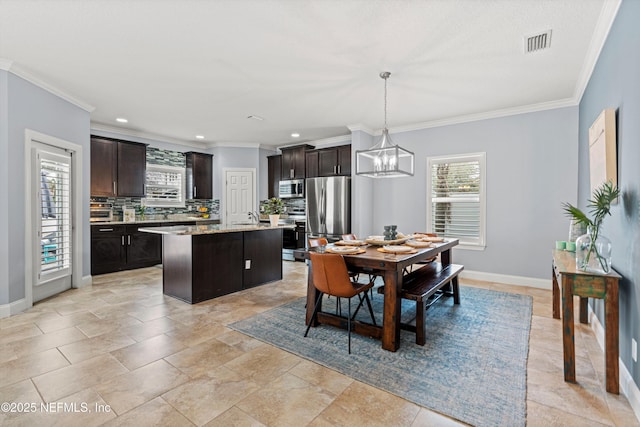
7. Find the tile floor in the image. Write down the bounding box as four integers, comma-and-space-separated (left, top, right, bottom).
0, 262, 638, 426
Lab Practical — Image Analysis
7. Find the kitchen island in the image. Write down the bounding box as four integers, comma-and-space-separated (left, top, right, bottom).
140, 223, 291, 303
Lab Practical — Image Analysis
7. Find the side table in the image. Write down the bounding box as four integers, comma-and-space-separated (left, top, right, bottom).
552, 249, 621, 394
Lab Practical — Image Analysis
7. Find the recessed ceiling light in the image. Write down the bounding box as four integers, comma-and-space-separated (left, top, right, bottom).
195, 135, 205, 139
116, 117, 128, 123
247, 115, 264, 121
291, 133, 300, 138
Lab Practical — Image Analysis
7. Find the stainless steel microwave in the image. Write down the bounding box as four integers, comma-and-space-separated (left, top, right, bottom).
279, 179, 304, 198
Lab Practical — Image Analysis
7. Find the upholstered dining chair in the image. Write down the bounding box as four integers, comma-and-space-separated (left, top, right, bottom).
307, 237, 328, 249
305, 252, 377, 354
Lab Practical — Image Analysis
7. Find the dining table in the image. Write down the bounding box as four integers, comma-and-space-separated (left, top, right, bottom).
303, 238, 460, 351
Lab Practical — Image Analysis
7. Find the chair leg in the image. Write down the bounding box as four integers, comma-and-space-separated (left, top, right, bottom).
347, 296, 352, 354
304, 292, 324, 338
363, 292, 377, 326
351, 293, 367, 320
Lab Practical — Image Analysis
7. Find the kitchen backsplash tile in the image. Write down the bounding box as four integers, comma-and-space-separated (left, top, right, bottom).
91, 146, 219, 217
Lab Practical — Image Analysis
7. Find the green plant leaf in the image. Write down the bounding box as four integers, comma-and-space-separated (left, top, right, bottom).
562, 203, 593, 227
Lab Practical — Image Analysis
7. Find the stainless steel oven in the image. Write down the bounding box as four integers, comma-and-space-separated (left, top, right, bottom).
278, 179, 304, 199
282, 217, 306, 261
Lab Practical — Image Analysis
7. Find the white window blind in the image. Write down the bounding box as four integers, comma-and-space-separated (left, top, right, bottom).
144, 164, 185, 207
426, 153, 486, 248
39, 151, 72, 279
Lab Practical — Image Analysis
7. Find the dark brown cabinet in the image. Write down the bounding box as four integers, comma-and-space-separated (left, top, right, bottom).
90, 136, 147, 197
91, 224, 161, 275
243, 229, 283, 288
91, 220, 218, 275
305, 144, 351, 177
267, 155, 282, 198
186, 152, 213, 199
280, 145, 313, 180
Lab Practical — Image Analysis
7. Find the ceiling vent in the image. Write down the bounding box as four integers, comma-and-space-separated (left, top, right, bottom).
525, 30, 552, 53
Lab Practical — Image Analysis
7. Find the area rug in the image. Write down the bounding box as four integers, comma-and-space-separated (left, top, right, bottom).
229, 286, 532, 427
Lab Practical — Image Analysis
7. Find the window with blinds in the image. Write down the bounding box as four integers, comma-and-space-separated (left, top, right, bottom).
144, 164, 186, 207
39, 153, 71, 278
426, 153, 486, 248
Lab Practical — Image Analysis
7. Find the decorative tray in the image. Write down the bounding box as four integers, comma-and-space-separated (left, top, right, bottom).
377, 246, 418, 254
334, 240, 367, 246
405, 240, 433, 248
365, 235, 410, 246
413, 234, 444, 243
326, 246, 366, 254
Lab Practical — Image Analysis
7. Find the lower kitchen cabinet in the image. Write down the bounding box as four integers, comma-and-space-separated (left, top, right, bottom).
243, 228, 283, 288
91, 224, 161, 275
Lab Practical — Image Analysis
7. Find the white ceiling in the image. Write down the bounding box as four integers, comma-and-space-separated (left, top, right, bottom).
0, 0, 620, 149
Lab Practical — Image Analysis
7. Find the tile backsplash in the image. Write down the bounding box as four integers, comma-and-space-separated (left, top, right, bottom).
91, 146, 219, 218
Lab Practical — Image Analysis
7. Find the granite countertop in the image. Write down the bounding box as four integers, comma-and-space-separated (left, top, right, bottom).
91, 214, 220, 226
138, 222, 294, 235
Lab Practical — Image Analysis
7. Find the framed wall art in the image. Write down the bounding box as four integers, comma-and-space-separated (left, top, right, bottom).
588, 108, 617, 194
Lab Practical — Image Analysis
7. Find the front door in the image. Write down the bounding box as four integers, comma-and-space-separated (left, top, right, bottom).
224, 169, 255, 224
32, 142, 73, 302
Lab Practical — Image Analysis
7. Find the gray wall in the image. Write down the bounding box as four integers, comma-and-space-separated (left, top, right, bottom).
363, 107, 579, 279
211, 146, 262, 208
580, 0, 639, 386
0, 71, 9, 305
1, 71, 90, 304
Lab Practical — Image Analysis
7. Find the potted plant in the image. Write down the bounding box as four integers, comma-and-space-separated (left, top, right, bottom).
264, 197, 284, 226
563, 181, 619, 273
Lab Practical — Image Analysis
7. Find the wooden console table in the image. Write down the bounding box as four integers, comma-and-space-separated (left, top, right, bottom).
552, 249, 621, 394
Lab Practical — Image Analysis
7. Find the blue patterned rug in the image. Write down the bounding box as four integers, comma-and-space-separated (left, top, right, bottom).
229, 286, 531, 427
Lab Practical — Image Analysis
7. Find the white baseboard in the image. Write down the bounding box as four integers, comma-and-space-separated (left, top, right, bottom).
460, 270, 550, 290
588, 306, 640, 423
0, 298, 30, 319
79, 275, 92, 288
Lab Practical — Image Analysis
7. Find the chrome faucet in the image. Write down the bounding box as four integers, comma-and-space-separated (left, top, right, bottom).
248, 211, 260, 223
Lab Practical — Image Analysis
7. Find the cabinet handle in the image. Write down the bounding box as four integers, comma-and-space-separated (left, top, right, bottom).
290, 169, 294, 178
121, 235, 125, 246
333, 165, 337, 174
98, 228, 114, 232
194, 186, 197, 197
128, 235, 131, 246
295, 231, 298, 240
113, 181, 117, 194
337, 165, 341, 175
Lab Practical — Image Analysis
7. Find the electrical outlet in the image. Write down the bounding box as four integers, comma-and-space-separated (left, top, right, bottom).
633, 338, 637, 362
245, 260, 251, 270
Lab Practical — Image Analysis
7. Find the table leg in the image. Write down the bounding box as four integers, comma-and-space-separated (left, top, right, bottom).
561, 275, 576, 383
552, 263, 560, 319
605, 277, 619, 394
382, 269, 402, 351
579, 297, 589, 324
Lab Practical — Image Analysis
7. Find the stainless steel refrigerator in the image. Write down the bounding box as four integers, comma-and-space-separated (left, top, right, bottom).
306, 176, 351, 241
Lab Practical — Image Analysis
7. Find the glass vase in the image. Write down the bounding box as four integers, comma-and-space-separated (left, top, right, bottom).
575, 226, 612, 274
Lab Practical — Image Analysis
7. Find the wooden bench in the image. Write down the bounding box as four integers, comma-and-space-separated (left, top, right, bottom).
379, 262, 463, 345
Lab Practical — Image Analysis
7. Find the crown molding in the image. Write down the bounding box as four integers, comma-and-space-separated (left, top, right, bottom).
209, 141, 262, 149
304, 134, 351, 149
383, 98, 578, 135
347, 123, 375, 135
574, 0, 622, 102
90, 123, 208, 149
0, 58, 94, 112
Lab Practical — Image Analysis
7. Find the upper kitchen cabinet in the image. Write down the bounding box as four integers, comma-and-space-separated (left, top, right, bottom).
90, 136, 147, 197
186, 152, 213, 199
280, 144, 313, 180
306, 144, 351, 177
267, 155, 282, 198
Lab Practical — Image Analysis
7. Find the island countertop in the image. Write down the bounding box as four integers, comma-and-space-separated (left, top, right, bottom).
139, 222, 294, 235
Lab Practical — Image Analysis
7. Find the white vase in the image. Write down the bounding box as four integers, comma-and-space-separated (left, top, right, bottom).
269, 214, 280, 227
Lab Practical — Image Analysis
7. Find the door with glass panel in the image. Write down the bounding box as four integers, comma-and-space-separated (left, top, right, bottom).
33, 143, 72, 302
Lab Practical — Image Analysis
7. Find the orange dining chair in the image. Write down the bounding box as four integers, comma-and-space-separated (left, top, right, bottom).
305, 252, 377, 353
308, 237, 328, 249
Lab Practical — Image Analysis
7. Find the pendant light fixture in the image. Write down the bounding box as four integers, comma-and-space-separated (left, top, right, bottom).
355, 71, 414, 178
